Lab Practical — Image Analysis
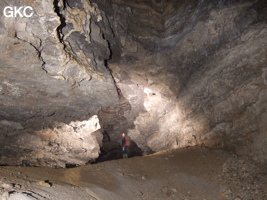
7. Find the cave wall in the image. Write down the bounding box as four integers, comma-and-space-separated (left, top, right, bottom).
0, 0, 266, 166
96, 0, 267, 162
0, 0, 119, 167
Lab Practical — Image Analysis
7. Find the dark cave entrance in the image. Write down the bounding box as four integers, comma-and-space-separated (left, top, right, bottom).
94, 139, 143, 163
66, 132, 148, 168
92, 131, 143, 164
66, 141, 143, 168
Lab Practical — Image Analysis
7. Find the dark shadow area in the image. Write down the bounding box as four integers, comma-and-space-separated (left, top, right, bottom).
95, 141, 143, 163
53, 0, 67, 42
91, 131, 143, 164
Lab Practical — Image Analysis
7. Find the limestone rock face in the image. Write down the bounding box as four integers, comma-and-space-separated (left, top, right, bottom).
0, 0, 118, 167
97, 0, 267, 162
0, 115, 102, 167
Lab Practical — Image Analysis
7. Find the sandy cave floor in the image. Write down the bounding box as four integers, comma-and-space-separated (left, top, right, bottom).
0, 147, 266, 200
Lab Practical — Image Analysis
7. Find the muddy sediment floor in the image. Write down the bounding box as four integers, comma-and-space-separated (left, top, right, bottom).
0, 147, 266, 200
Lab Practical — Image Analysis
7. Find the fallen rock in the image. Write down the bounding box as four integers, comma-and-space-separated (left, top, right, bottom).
117, 172, 124, 176
141, 175, 146, 180
8, 193, 36, 200
171, 188, 177, 193
1, 192, 9, 200
1, 183, 13, 190
37, 180, 52, 188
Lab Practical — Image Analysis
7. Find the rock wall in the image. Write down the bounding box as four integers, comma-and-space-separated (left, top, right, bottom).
0, 0, 119, 167
97, 0, 267, 162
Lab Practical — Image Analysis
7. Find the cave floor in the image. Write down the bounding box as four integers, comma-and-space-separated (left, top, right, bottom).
0, 147, 266, 200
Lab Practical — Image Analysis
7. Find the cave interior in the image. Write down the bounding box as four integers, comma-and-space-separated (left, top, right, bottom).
0, 0, 266, 168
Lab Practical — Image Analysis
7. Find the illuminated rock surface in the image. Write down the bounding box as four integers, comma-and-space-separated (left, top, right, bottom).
0, 0, 118, 167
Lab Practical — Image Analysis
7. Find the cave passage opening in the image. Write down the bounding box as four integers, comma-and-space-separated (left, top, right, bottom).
94, 138, 144, 163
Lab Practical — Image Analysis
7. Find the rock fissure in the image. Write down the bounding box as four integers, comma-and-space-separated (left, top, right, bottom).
53, 0, 67, 43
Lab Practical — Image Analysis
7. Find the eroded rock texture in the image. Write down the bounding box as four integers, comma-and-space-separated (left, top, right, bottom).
0, 0, 266, 166
96, 0, 267, 162
0, 0, 118, 167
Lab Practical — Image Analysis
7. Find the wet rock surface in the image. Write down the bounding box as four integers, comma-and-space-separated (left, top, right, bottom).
0, 147, 266, 200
